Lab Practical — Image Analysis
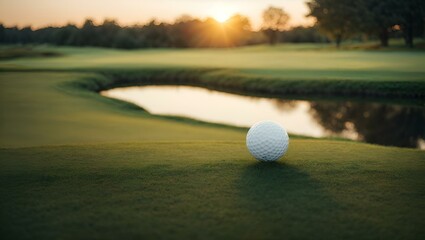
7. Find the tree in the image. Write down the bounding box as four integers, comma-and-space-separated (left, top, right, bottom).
227, 14, 252, 31
113, 28, 137, 49
261, 6, 290, 45
0, 24, 5, 42
53, 24, 78, 45
75, 19, 97, 46
175, 14, 194, 23
98, 19, 120, 47
225, 14, 252, 46
0, 16, 261, 49
397, 0, 425, 48
140, 20, 171, 48
307, 0, 364, 47
19, 26, 33, 44
361, 0, 399, 47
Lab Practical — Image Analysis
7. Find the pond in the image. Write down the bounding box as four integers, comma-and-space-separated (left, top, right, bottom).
101, 85, 425, 149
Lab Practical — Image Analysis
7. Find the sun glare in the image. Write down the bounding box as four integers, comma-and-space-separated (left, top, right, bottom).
214, 12, 231, 23
210, 3, 234, 23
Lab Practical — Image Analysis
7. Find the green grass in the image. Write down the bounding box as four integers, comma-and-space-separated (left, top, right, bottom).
1, 44, 424, 102
1, 44, 425, 239
1, 44, 425, 82
0, 72, 245, 147
0, 46, 61, 60
1, 142, 424, 239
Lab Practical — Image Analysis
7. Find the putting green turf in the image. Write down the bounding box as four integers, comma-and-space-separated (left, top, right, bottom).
1, 142, 424, 239
1, 45, 425, 239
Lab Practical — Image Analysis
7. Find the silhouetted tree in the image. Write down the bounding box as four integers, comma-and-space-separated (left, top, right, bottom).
0, 16, 328, 48
227, 14, 251, 31
53, 24, 78, 45
113, 28, 137, 49
398, 0, 425, 47
19, 26, 33, 44
361, 0, 400, 47
175, 14, 195, 23
225, 14, 252, 46
75, 19, 97, 46
140, 20, 171, 47
261, 6, 290, 45
307, 0, 364, 47
98, 19, 120, 47
0, 24, 5, 42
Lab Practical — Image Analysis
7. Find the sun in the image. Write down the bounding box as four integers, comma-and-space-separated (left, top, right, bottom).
213, 12, 231, 23
210, 3, 234, 23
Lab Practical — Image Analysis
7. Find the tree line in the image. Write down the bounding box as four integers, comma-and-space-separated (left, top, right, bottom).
307, 0, 425, 47
0, 14, 327, 49
0, 1, 423, 49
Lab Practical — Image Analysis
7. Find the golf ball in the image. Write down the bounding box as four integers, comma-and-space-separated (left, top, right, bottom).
246, 121, 289, 161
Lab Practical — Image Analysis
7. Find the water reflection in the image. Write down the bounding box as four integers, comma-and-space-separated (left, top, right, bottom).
101, 86, 425, 149
310, 102, 425, 148
273, 100, 298, 112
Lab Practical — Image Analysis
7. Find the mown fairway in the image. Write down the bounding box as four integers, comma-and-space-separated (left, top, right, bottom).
1, 44, 425, 82
0, 45, 424, 239
1, 142, 424, 239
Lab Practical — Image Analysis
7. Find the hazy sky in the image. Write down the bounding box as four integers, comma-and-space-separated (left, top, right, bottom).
0, 0, 312, 29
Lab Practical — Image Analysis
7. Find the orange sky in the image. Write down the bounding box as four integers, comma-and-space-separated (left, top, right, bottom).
0, 0, 313, 30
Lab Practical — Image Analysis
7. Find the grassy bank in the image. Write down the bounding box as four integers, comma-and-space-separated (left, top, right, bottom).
1, 45, 424, 103
97, 69, 425, 105
0, 72, 248, 147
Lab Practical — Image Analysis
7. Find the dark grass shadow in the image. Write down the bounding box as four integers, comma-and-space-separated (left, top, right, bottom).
0, 47, 63, 60
235, 161, 345, 238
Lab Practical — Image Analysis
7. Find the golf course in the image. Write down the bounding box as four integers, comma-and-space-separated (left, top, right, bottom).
0, 44, 424, 239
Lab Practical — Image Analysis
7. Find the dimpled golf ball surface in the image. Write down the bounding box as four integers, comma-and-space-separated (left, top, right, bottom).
246, 121, 289, 161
